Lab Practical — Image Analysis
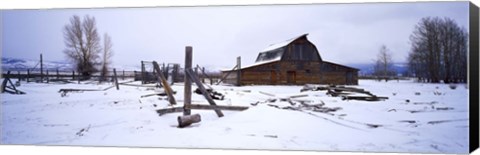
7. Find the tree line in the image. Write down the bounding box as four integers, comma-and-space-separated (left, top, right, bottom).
407, 17, 468, 83
373, 16, 468, 83
63, 15, 113, 81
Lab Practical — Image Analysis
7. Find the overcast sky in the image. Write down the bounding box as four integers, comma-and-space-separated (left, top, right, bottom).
1, 1, 469, 69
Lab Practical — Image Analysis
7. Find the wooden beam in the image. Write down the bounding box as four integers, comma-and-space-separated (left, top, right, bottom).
186, 69, 224, 117
156, 104, 249, 116
156, 107, 184, 116
153, 61, 177, 105
187, 104, 249, 111
184, 46, 193, 115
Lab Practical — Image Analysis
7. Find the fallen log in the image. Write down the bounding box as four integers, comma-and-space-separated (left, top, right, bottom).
341, 96, 388, 101
178, 113, 201, 128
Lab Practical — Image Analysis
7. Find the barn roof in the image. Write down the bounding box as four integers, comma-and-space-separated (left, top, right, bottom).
255, 34, 310, 63
323, 61, 360, 71
260, 33, 309, 52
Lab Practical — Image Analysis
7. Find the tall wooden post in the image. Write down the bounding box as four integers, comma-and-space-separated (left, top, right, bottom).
141, 61, 145, 84
202, 67, 205, 83
236, 56, 241, 86
184, 46, 193, 116
40, 54, 43, 82
113, 68, 119, 90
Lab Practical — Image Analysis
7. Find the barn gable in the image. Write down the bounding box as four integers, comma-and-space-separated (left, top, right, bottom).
255, 34, 322, 63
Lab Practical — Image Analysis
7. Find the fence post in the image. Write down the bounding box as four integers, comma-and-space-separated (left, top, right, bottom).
113, 68, 119, 90
40, 54, 43, 83
237, 56, 241, 86
56, 69, 59, 79
46, 70, 49, 83
72, 71, 75, 80
122, 70, 125, 80
184, 46, 192, 116
27, 69, 30, 83
141, 61, 145, 84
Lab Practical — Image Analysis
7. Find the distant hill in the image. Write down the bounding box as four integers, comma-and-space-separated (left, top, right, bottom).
2, 57, 73, 71
345, 63, 408, 76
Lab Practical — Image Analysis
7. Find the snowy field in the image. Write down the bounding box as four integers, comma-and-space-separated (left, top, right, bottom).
0, 79, 469, 154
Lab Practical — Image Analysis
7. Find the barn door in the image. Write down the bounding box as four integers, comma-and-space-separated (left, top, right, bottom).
287, 71, 296, 84
270, 71, 277, 85
346, 72, 353, 84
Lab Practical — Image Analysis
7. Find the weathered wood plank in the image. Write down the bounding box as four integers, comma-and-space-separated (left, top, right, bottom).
186, 104, 249, 111
156, 107, 184, 116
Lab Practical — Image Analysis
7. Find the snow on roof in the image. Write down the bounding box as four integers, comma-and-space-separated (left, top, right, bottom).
221, 57, 281, 72
260, 33, 309, 52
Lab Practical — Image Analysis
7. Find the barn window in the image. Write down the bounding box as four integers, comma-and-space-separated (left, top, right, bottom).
255, 47, 285, 62
287, 43, 318, 61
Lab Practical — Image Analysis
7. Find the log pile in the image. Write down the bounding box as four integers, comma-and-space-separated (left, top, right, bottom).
301, 84, 388, 101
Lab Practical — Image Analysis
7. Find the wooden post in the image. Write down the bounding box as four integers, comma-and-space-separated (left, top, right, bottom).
46, 70, 49, 83
113, 68, 119, 90
122, 70, 125, 80
40, 54, 43, 82
202, 67, 205, 83
72, 71, 75, 80
184, 46, 192, 116
237, 56, 241, 86
141, 61, 145, 84
56, 69, 59, 79
27, 69, 30, 83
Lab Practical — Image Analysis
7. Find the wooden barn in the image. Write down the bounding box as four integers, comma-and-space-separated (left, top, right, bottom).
221, 34, 359, 85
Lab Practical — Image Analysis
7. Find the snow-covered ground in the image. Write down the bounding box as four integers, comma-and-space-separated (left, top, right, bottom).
0, 79, 469, 154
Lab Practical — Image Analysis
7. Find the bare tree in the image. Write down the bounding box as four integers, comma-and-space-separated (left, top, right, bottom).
373, 45, 395, 81
100, 33, 113, 82
408, 17, 468, 83
63, 15, 102, 79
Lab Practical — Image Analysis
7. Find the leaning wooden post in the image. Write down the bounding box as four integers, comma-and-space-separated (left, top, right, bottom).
236, 56, 241, 86
184, 46, 193, 116
113, 68, 119, 90
40, 54, 43, 83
